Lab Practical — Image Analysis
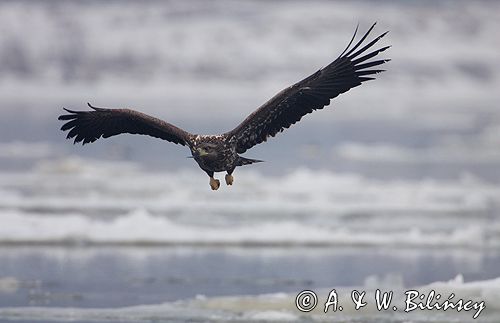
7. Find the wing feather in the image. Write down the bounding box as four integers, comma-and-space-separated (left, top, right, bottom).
225, 23, 390, 154
58, 103, 193, 146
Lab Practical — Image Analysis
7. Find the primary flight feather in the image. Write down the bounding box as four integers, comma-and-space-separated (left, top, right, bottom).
59, 23, 390, 190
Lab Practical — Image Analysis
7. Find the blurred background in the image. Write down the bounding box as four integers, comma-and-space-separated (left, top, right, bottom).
0, 0, 499, 322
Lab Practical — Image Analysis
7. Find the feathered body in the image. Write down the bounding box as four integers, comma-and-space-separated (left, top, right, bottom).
58, 23, 390, 190
189, 135, 259, 174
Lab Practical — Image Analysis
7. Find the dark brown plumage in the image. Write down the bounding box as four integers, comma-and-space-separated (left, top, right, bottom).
225, 23, 390, 154
59, 104, 191, 146
58, 23, 390, 190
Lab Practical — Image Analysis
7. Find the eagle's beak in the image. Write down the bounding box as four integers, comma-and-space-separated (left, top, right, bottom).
196, 148, 208, 157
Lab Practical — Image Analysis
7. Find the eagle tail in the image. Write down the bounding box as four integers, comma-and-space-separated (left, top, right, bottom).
237, 156, 263, 166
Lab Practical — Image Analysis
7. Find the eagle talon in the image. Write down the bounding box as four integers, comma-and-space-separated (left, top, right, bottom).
225, 174, 234, 186
210, 177, 220, 190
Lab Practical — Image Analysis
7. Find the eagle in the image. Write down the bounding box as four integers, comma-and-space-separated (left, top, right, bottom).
59, 23, 389, 190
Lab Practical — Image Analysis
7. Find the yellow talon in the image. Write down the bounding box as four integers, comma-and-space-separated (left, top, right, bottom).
210, 177, 220, 190
225, 174, 234, 185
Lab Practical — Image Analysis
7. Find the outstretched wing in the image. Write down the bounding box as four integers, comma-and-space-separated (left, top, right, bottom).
58, 103, 193, 146
225, 23, 390, 154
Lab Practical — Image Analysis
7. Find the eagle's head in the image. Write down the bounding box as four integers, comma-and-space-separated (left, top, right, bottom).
192, 142, 219, 160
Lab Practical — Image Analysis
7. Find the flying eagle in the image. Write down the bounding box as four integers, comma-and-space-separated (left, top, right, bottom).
59, 23, 389, 190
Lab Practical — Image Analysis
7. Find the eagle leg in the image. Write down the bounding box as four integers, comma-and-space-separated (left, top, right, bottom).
225, 174, 234, 186
209, 177, 220, 190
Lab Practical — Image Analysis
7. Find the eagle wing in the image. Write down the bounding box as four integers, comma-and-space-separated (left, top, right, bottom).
58, 103, 193, 146
225, 23, 390, 154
